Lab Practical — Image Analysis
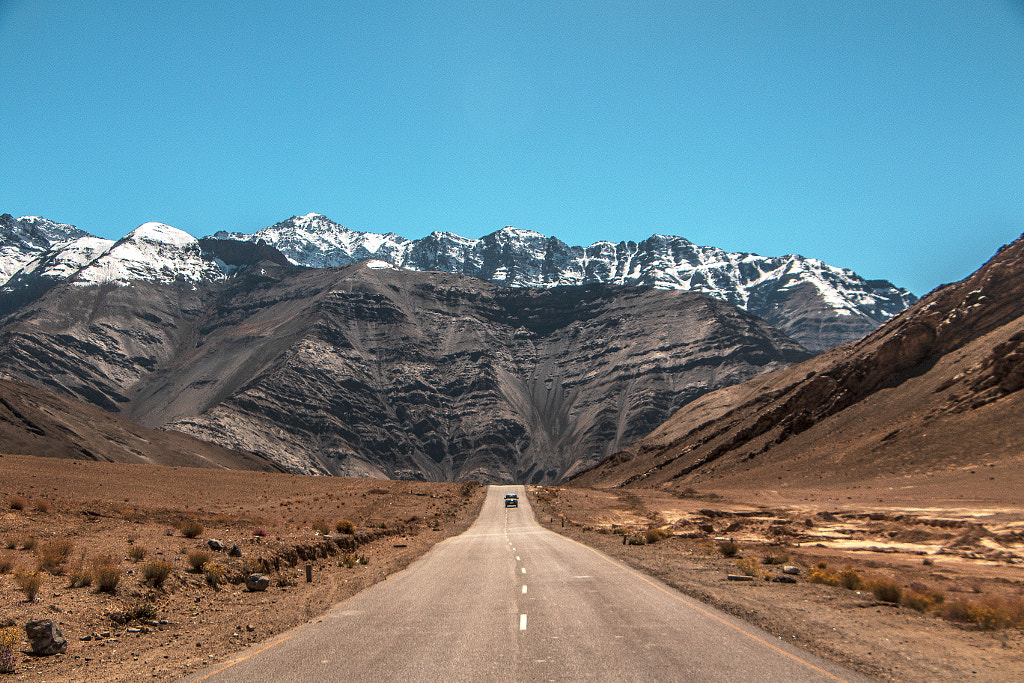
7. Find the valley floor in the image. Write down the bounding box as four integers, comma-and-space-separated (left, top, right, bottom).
0, 454, 485, 682
529, 483, 1024, 682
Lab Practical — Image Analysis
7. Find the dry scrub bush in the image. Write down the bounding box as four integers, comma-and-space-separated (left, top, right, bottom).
68, 566, 92, 588
762, 553, 790, 565
312, 520, 332, 535
18, 536, 37, 551
903, 586, 946, 613
335, 519, 355, 534
187, 550, 211, 572
645, 529, 669, 543
716, 540, 740, 557
36, 538, 74, 574
0, 626, 19, 673
142, 560, 174, 588
32, 499, 50, 513
941, 596, 1024, 630
871, 579, 903, 604
203, 561, 226, 587
839, 567, 864, 590
93, 556, 121, 593
3, 538, 15, 550
7, 497, 25, 511
240, 558, 263, 575
179, 520, 204, 538
734, 558, 764, 578
128, 546, 148, 562
0, 556, 13, 574
15, 571, 43, 601
341, 553, 359, 568
808, 567, 841, 587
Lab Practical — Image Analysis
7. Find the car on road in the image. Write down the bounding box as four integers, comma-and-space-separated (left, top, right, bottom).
504, 494, 518, 508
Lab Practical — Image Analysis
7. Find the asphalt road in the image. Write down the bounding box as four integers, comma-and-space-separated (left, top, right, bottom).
184, 486, 870, 682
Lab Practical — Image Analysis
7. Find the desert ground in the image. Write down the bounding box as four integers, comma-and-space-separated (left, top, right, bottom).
528, 475, 1024, 682
0, 453, 485, 681
3, 452, 1024, 682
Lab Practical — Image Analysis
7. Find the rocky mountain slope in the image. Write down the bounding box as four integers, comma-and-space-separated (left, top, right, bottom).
0, 254, 811, 482
216, 213, 917, 351
572, 232, 1024, 491
0, 377, 282, 471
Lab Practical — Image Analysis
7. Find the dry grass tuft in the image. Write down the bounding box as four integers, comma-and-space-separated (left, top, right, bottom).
179, 520, 204, 539
335, 519, 355, 534
187, 550, 211, 572
142, 560, 174, 588
8, 497, 26, 511
36, 538, 75, 574
92, 555, 121, 593
15, 570, 43, 601
128, 546, 148, 562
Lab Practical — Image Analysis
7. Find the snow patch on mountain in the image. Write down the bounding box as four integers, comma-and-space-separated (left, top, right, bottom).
75, 223, 227, 286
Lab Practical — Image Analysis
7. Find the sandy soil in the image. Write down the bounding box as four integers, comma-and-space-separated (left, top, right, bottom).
0, 454, 485, 681
528, 484, 1024, 682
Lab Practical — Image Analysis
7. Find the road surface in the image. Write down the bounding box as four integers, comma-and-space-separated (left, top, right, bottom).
185, 485, 870, 682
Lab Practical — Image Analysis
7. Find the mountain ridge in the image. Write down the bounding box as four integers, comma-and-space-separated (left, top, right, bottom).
1, 212, 916, 351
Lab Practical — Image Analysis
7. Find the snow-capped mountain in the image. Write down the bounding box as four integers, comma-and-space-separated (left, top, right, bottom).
74, 222, 227, 286
1, 211, 917, 350
0, 214, 89, 283
218, 213, 917, 350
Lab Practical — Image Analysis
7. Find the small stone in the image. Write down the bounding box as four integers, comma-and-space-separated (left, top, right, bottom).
782, 565, 801, 575
228, 545, 242, 557
127, 628, 142, 634
207, 539, 226, 552
774, 575, 798, 584
245, 624, 255, 632
80, 635, 93, 642
726, 574, 755, 581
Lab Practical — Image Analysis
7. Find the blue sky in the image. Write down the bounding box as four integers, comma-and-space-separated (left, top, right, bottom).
2, 1, 1023, 296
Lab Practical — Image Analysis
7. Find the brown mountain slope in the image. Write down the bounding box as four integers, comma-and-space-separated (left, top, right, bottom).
572, 232, 1024, 494
0, 262, 811, 483
0, 378, 283, 471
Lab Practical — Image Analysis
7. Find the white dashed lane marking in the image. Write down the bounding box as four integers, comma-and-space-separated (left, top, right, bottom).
522, 585, 527, 594
520, 614, 528, 631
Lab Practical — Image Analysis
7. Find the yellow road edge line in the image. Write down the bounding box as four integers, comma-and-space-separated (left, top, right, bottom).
190, 633, 295, 681
556, 529, 851, 683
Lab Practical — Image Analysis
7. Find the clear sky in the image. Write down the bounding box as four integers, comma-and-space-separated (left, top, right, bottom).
2, 1, 1023, 296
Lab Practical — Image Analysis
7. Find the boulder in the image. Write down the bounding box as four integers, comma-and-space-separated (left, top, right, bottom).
25, 619, 67, 655
228, 544, 242, 557
207, 540, 226, 552
782, 565, 801, 575
245, 574, 270, 592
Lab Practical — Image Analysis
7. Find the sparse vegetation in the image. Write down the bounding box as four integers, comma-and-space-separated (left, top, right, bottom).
839, 567, 864, 590
808, 567, 841, 587
734, 557, 764, 578
33, 499, 50, 513
8, 497, 26, 511
203, 561, 226, 587
871, 579, 903, 604
179, 520, 204, 538
187, 550, 211, 572
0, 556, 13, 574
644, 528, 669, 543
335, 519, 355, 534
36, 538, 75, 574
0, 625, 19, 673
761, 553, 789, 565
93, 555, 121, 593
312, 519, 331, 535
128, 546, 148, 562
15, 570, 43, 601
716, 540, 739, 557
142, 560, 174, 588
19, 536, 37, 551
